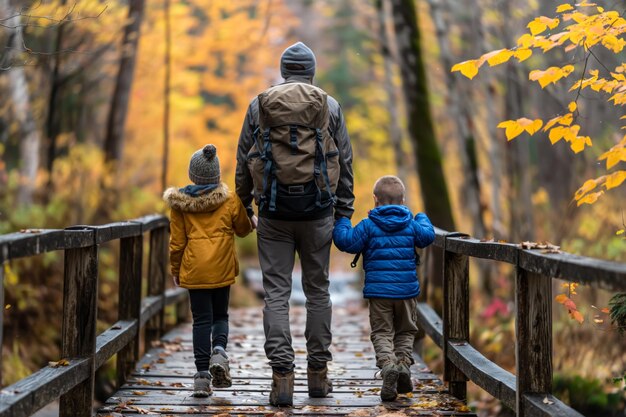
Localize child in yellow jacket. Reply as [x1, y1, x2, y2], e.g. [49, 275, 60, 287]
[164, 144, 252, 397]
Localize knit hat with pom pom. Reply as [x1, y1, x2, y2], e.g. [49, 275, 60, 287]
[188, 144, 220, 185]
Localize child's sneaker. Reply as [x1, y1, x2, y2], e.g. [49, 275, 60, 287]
[396, 358, 413, 394]
[193, 371, 212, 397]
[209, 346, 232, 388]
[380, 362, 399, 401]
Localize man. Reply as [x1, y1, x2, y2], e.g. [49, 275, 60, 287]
[235, 41, 354, 406]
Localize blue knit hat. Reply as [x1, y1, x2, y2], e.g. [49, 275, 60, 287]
[280, 42, 316, 79]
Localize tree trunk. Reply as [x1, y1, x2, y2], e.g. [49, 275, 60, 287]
[375, 0, 411, 196]
[161, 0, 171, 191]
[500, 0, 534, 242]
[2, 0, 42, 206]
[45, 5, 66, 189]
[426, 0, 486, 240]
[103, 0, 145, 164]
[389, 0, 456, 313]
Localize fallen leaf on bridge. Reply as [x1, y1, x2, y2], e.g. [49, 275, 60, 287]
[48, 359, 70, 367]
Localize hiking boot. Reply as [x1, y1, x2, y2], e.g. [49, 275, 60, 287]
[307, 364, 333, 398]
[396, 358, 413, 394]
[380, 363, 399, 401]
[269, 369, 294, 406]
[209, 346, 232, 388]
[193, 371, 212, 397]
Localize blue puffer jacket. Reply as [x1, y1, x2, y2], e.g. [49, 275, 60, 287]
[333, 205, 435, 299]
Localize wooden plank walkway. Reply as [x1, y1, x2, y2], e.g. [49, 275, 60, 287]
[98, 305, 475, 416]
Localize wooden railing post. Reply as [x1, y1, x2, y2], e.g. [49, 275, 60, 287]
[59, 237, 98, 417]
[443, 244, 469, 400]
[117, 233, 143, 388]
[516, 267, 552, 416]
[146, 226, 167, 347]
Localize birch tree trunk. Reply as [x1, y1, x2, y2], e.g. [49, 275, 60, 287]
[389, 0, 456, 313]
[103, 0, 145, 164]
[1, 0, 42, 205]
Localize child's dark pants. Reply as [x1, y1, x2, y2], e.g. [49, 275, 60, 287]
[188, 286, 230, 372]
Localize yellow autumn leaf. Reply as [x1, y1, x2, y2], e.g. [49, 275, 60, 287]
[451, 59, 480, 79]
[483, 49, 514, 66]
[527, 17, 558, 35]
[601, 35, 626, 53]
[529, 65, 574, 88]
[570, 135, 592, 153]
[548, 126, 566, 144]
[559, 113, 573, 126]
[527, 19, 548, 35]
[543, 115, 561, 132]
[568, 101, 577, 112]
[574, 178, 598, 200]
[563, 124, 581, 143]
[514, 48, 533, 62]
[576, 190, 604, 206]
[556, 4, 574, 12]
[517, 33, 535, 48]
[603, 170, 626, 190]
[599, 147, 626, 169]
[497, 120, 525, 140]
[517, 117, 543, 134]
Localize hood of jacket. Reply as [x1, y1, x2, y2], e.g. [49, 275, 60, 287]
[163, 183, 229, 213]
[368, 205, 413, 233]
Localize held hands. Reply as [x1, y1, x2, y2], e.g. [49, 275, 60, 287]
[172, 275, 180, 287]
[251, 215, 258, 230]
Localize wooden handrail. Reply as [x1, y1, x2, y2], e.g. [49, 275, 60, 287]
[416, 228, 624, 416]
[0, 215, 188, 417]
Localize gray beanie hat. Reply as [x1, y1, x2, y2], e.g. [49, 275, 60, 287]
[280, 42, 316, 79]
[188, 144, 220, 185]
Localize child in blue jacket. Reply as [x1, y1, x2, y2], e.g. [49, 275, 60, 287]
[333, 175, 435, 402]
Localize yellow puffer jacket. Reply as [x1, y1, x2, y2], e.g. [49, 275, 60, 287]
[163, 183, 252, 289]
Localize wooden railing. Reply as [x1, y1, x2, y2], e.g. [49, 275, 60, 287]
[418, 228, 626, 417]
[0, 215, 188, 417]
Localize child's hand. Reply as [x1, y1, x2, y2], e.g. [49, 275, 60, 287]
[172, 276, 180, 287]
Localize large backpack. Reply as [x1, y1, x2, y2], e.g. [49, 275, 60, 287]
[247, 82, 340, 216]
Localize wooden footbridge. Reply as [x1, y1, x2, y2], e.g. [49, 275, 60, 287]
[0, 214, 624, 416]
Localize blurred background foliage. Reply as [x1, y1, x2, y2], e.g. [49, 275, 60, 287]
[0, 0, 624, 415]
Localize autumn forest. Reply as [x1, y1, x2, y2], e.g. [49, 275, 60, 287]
[0, 0, 625, 415]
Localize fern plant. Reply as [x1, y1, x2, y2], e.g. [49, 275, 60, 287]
[609, 293, 626, 336]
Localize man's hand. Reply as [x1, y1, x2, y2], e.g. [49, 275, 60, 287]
[172, 276, 180, 287]
[251, 215, 258, 230]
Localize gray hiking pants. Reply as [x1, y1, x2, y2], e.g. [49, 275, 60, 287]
[257, 216, 334, 369]
[368, 297, 419, 368]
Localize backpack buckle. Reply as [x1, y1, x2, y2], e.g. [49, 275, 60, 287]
[288, 185, 304, 195]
